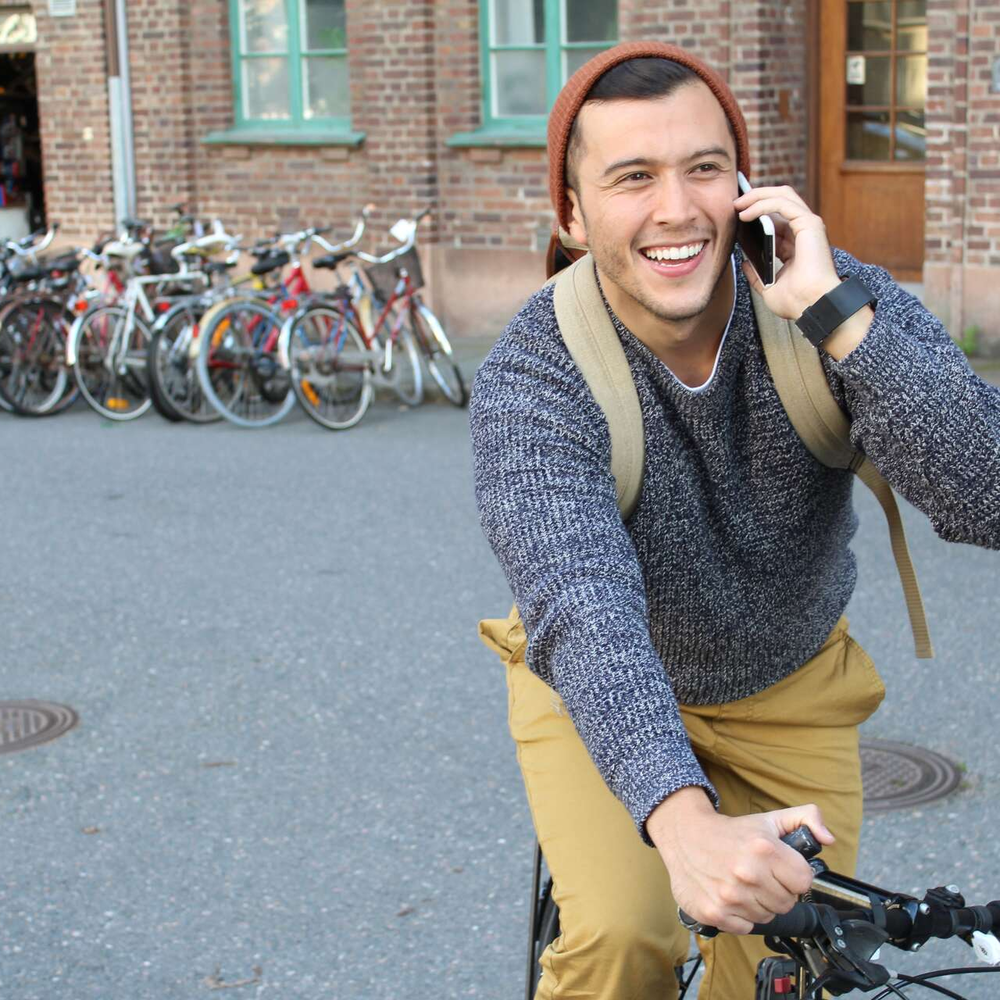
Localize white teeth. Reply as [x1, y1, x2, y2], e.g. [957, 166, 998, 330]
[643, 242, 705, 262]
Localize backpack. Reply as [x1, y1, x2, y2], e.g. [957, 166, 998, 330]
[548, 251, 932, 660]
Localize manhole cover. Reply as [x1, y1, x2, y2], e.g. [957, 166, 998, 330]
[861, 739, 962, 812]
[0, 701, 78, 755]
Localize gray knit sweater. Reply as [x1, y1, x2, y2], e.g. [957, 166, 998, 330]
[470, 247, 1000, 840]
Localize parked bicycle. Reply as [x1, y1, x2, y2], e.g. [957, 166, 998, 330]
[277, 207, 465, 431]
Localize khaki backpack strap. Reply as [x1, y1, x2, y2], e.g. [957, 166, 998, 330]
[853, 457, 934, 659]
[554, 254, 645, 521]
[751, 288, 933, 659]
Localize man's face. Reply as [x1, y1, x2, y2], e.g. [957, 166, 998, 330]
[566, 80, 739, 332]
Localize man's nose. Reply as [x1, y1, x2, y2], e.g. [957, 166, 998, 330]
[650, 176, 697, 227]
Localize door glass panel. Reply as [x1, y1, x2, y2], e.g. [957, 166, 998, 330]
[242, 57, 291, 119]
[493, 0, 544, 46]
[897, 1, 927, 51]
[240, 0, 289, 53]
[303, 56, 348, 117]
[564, 0, 617, 43]
[847, 55, 891, 106]
[847, 110, 891, 160]
[847, 2, 891, 51]
[897, 55, 927, 107]
[493, 50, 546, 115]
[895, 110, 926, 160]
[301, 0, 345, 51]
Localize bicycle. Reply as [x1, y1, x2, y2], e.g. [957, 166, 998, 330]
[67, 235, 205, 420]
[528, 827, 1000, 999]
[193, 226, 322, 428]
[277, 208, 463, 430]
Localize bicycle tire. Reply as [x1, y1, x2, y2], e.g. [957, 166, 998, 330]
[196, 298, 295, 428]
[409, 300, 467, 407]
[376, 308, 423, 407]
[285, 305, 373, 430]
[71, 305, 152, 421]
[149, 304, 221, 424]
[0, 298, 71, 415]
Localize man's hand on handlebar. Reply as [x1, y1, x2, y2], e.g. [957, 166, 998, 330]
[645, 787, 834, 936]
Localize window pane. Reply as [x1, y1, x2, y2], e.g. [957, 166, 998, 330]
[493, 50, 546, 115]
[493, 0, 544, 46]
[846, 55, 890, 105]
[895, 110, 926, 160]
[847, 110, 891, 160]
[303, 55, 349, 117]
[897, 54, 927, 107]
[302, 0, 345, 51]
[565, 0, 616, 43]
[243, 57, 291, 119]
[847, 2, 891, 51]
[897, 1, 927, 51]
[564, 46, 606, 79]
[240, 0, 289, 53]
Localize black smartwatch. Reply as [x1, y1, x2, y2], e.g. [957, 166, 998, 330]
[795, 275, 877, 348]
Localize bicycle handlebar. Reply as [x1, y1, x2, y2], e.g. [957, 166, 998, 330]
[308, 204, 374, 256]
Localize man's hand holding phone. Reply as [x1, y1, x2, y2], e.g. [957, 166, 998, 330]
[733, 180, 842, 323]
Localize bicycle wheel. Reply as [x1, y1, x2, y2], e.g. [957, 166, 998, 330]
[286, 305, 373, 430]
[376, 307, 423, 407]
[72, 305, 152, 421]
[196, 299, 294, 428]
[409, 300, 467, 407]
[149, 304, 221, 424]
[0, 298, 71, 415]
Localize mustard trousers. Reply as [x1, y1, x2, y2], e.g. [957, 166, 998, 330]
[480, 612, 886, 1000]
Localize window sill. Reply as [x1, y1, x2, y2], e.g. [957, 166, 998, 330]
[202, 128, 366, 148]
[446, 127, 546, 149]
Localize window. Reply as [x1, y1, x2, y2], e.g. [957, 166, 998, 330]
[480, 0, 617, 131]
[844, 0, 926, 162]
[230, 0, 350, 131]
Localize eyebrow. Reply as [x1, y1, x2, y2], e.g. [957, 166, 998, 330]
[599, 146, 733, 179]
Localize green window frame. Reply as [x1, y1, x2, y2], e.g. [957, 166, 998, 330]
[450, 0, 617, 146]
[207, 0, 362, 144]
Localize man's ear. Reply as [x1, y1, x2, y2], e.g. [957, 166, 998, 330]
[566, 189, 588, 248]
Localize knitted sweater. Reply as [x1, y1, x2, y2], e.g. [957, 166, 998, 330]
[470, 248, 1000, 840]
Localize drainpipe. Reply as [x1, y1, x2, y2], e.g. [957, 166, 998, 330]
[104, 0, 136, 226]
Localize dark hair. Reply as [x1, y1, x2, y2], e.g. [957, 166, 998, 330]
[565, 58, 711, 193]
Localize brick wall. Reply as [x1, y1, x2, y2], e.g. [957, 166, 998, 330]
[923, 0, 1000, 351]
[21, 0, 1000, 347]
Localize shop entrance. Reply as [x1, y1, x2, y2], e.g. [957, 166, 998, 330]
[0, 49, 43, 239]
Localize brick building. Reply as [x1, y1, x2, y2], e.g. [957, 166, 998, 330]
[0, 1, 997, 349]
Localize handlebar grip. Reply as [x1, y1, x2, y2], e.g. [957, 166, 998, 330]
[750, 904, 823, 938]
[781, 826, 821, 861]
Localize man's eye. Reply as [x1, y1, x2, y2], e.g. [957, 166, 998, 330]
[694, 163, 720, 174]
[621, 172, 649, 183]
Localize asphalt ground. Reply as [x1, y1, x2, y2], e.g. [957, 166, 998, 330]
[0, 357, 998, 1000]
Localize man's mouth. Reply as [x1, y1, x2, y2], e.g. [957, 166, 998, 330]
[640, 241, 707, 263]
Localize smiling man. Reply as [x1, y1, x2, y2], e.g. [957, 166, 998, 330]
[470, 42, 1000, 1000]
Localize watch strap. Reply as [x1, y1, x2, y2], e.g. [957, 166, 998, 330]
[795, 275, 877, 347]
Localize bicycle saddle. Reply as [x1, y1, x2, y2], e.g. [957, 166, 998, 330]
[313, 251, 353, 269]
[250, 250, 290, 275]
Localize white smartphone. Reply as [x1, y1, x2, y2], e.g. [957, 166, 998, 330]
[736, 171, 776, 287]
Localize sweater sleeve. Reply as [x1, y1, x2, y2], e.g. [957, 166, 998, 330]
[470, 291, 716, 843]
[825, 250, 1000, 549]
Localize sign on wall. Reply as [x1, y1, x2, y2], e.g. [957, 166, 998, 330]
[48, 0, 76, 16]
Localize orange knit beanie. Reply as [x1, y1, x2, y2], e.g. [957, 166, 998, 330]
[546, 42, 750, 274]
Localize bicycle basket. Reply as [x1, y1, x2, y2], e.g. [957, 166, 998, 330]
[364, 246, 423, 302]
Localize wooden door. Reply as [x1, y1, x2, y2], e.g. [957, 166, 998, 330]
[818, 0, 927, 281]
